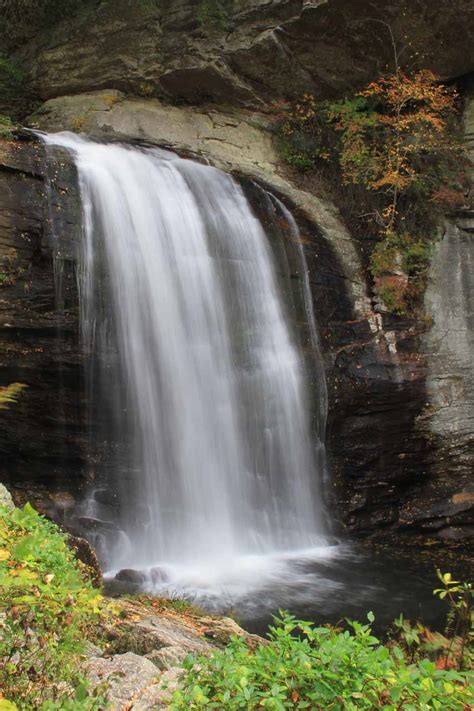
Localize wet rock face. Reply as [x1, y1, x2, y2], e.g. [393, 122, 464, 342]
[325, 314, 431, 538]
[0, 136, 89, 512]
[410, 216, 474, 543]
[20, 0, 474, 108]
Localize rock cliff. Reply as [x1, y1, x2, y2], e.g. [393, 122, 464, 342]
[1, 0, 473, 548]
[19, 0, 474, 107]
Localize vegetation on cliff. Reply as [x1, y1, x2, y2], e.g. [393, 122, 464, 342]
[0, 0, 85, 50]
[0, 383, 27, 410]
[275, 66, 468, 314]
[196, 0, 234, 32]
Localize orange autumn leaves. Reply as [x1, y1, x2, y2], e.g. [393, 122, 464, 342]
[276, 69, 466, 313]
[331, 70, 459, 228]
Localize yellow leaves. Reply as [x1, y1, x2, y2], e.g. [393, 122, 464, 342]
[360, 70, 456, 134]
[371, 171, 411, 191]
[382, 205, 396, 220]
[0, 549, 10, 561]
[0, 700, 18, 711]
[421, 677, 434, 692]
[106, 600, 122, 617]
[8, 567, 38, 581]
[336, 69, 458, 213]
[87, 592, 105, 615]
[0, 382, 27, 410]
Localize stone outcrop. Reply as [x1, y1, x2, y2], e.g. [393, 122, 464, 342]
[83, 596, 262, 710]
[18, 1, 474, 109]
[84, 653, 163, 710]
[404, 90, 474, 545]
[0, 482, 14, 509]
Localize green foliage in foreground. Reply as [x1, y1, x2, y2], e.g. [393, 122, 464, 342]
[1, 502, 472, 710]
[172, 612, 473, 710]
[0, 503, 105, 710]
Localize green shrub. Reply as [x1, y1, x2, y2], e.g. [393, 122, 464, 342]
[0, 55, 26, 99]
[196, 0, 234, 32]
[172, 612, 473, 709]
[434, 571, 474, 671]
[0, 113, 15, 136]
[0, 503, 105, 709]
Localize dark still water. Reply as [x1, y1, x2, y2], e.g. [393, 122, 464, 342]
[234, 544, 465, 636]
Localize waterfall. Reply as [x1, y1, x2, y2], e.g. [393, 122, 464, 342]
[41, 133, 333, 598]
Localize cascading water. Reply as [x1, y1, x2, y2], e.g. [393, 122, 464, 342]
[41, 132, 345, 610]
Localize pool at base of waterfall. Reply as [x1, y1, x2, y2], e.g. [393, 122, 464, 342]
[103, 541, 453, 635]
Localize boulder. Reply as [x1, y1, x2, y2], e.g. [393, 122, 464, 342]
[130, 668, 182, 710]
[115, 568, 148, 585]
[83, 597, 263, 708]
[146, 645, 188, 671]
[0, 483, 14, 510]
[84, 652, 159, 711]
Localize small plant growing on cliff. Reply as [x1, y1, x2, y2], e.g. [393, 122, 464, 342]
[0, 382, 27, 410]
[275, 64, 466, 314]
[0, 53, 28, 116]
[434, 571, 473, 671]
[328, 69, 461, 230]
[0, 113, 15, 136]
[196, 0, 234, 32]
[0, 0, 84, 50]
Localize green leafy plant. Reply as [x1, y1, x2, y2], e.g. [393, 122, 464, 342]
[0, 503, 106, 708]
[392, 614, 423, 661]
[0, 113, 15, 136]
[0, 55, 25, 98]
[171, 611, 472, 709]
[274, 94, 336, 172]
